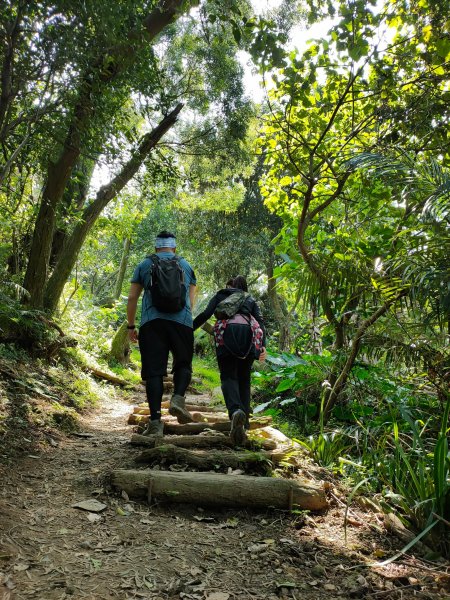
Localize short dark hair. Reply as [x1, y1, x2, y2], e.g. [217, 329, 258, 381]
[156, 230, 176, 239]
[233, 275, 248, 292]
[226, 277, 235, 287]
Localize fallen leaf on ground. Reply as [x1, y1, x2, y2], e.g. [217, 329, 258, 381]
[247, 544, 267, 554]
[72, 499, 107, 513]
[276, 582, 297, 589]
[87, 513, 102, 523]
[324, 583, 336, 591]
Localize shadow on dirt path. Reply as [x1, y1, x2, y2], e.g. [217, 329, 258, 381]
[1, 387, 448, 600]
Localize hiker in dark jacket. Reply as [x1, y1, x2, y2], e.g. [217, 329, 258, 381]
[193, 275, 267, 446]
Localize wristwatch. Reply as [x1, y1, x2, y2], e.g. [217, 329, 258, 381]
[127, 324, 136, 329]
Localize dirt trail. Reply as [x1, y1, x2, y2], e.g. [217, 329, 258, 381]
[1, 388, 448, 600]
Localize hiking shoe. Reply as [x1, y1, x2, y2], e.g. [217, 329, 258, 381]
[142, 420, 164, 437]
[169, 394, 194, 424]
[230, 409, 247, 446]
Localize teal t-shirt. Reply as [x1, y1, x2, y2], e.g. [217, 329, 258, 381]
[131, 253, 196, 328]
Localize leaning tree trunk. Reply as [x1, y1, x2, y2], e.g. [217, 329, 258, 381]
[114, 238, 131, 299]
[43, 104, 183, 313]
[50, 157, 96, 268]
[109, 320, 130, 364]
[22, 0, 197, 308]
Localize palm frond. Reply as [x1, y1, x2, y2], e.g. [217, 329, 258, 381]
[345, 149, 450, 224]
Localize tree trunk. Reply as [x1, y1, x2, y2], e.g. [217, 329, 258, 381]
[323, 293, 406, 420]
[267, 261, 290, 351]
[114, 238, 132, 299]
[111, 469, 328, 511]
[50, 157, 96, 268]
[43, 104, 183, 313]
[22, 0, 196, 308]
[88, 366, 133, 387]
[109, 320, 130, 364]
[0, 2, 24, 138]
[130, 433, 277, 451]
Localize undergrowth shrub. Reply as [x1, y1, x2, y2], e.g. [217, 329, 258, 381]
[252, 349, 449, 554]
[0, 296, 62, 355]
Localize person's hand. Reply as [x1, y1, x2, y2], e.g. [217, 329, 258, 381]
[128, 328, 139, 343]
[258, 347, 267, 362]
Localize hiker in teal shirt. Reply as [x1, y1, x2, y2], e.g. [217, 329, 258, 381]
[127, 231, 197, 436]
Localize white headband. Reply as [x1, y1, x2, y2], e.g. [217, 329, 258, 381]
[155, 236, 176, 249]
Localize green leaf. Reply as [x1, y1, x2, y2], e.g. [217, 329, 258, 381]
[276, 379, 294, 392]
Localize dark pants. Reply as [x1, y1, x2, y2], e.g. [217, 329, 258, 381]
[217, 353, 254, 425]
[139, 319, 193, 420]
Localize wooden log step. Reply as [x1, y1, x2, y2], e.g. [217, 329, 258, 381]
[128, 416, 272, 432]
[134, 403, 225, 414]
[128, 414, 181, 425]
[191, 412, 229, 423]
[164, 418, 272, 434]
[130, 433, 277, 451]
[165, 395, 215, 407]
[135, 444, 275, 471]
[140, 381, 201, 394]
[184, 404, 224, 413]
[133, 409, 229, 421]
[111, 469, 328, 511]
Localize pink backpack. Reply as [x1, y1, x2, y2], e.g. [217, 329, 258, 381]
[213, 313, 264, 358]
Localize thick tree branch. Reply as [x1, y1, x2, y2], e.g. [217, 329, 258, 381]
[0, 2, 24, 135]
[323, 289, 408, 419]
[43, 103, 183, 313]
[23, 0, 196, 307]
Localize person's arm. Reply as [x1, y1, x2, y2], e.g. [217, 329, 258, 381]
[192, 293, 220, 330]
[189, 284, 196, 310]
[251, 300, 267, 361]
[127, 282, 143, 342]
[251, 301, 266, 343]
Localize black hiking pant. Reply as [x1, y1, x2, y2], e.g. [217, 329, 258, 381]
[217, 353, 254, 427]
[139, 319, 193, 421]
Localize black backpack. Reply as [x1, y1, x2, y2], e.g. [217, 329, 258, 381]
[214, 291, 249, 320]
[147, 254, 187, 313]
